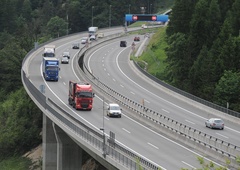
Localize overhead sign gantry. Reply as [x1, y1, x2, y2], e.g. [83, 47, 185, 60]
[125, 14, 168, 22]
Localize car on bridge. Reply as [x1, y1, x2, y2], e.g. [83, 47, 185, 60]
[72, 43, 80, 49]
[205, 118, 224, 130]
[134, 36, 140, 41]
[120, 41, 127, 47]
[106, 103, 122, 118]
[61, 56, 69, 64]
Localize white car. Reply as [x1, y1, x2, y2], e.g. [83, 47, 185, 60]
[98, 33, 104, 38]
[81, 37, 88, 44]
[106, 103, 122, 118]
[61, 56, 69, 64]
[205, 118, 224, 130]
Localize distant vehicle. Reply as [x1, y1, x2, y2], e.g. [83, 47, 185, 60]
[120, 41, 127, 47]
[43, 45, 55, 57]
[62, 52, 70, 59]
[72, 43, 80, 49]
[81, 37, 88, 44]
[68, 81, 94, 110]
[134, 37, 140, 41]
[89, 35, 96, 41]
[88, 26, 98, 38]
[106, 103, 122, 118]
[205, 118, 224, 130]
[141, 24, 148, 29]
[98, 32, 104, 38]
[61, 56, 69, 64]
[144, 33, 150, 38]
[42, 57, 59, 81]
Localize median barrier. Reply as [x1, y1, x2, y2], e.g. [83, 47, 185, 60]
[79, 36, 240, 169]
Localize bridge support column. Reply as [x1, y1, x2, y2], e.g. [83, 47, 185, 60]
[53, 123, 83, 170]
[43, 114, 57, 170]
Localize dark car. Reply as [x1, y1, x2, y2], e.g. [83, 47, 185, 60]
[72, 43, 80, 49]
[120, 41, 127, 47]
[134, 37, 140, 41]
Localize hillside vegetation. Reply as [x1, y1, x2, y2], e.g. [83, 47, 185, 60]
[0, 0, 174, 169]
[140, 0, 240, 113]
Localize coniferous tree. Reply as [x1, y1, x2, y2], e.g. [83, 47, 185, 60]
[166, 0, 197, 36]
[214, 71, 240, 112]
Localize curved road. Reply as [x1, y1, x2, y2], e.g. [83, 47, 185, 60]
[26, 28, 240, 169]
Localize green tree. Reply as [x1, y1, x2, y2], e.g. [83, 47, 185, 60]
[165, 32, 191, 90]
[0, 40, 26, 97]
[229, 0, 240, 36]
[214, 71, 240, 112]
[189, 46, 216, 100]
[47, 16, 68, 38]
[0, 88, 42, 160]
[166, 0, 196, 36]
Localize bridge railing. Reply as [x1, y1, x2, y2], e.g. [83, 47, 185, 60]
[21, 29, 164, 170]
[80, 39, 240, 168]
[21, 69, 163, 170]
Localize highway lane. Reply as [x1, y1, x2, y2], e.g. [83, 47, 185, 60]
[26, 29, 234, 169]
[87, 36, 240, 147]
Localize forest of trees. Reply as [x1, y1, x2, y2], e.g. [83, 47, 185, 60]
[0, 0, 172, 165]
[165, 0, 240, 112]
[0, 0, 239, 169]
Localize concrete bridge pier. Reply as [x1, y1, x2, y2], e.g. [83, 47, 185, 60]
[43, 114, 83, 170]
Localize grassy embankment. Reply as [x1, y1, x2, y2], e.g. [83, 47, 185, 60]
[131, 25, 168, 80]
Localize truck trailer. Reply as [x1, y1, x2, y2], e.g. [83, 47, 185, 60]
[68, 81, 94, 110]
[43, 45, 56, 57]
[42, 57, 59, 81]
[88, 27, 98, 40]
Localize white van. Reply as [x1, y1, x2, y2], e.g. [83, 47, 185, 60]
[106, 103, 122, 118]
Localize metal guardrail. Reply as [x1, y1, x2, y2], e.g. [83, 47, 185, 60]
[21, 27, 240, 169]
[81, 42, 240, 163]
[21, 30, 164, 170]
[21, 70, 162, 170]
[133, 62, 240, 118]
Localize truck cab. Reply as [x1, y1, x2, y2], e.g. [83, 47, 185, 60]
[68, 81, 95, 110]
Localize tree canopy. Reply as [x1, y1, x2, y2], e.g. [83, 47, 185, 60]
[166, 0, 240, 112]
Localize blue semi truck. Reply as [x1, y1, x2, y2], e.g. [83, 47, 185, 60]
[42, 57, 60, 81]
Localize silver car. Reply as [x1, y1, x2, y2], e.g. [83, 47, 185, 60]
[106, 103, 122, 118]
[61, 56, 69, 64]
[205, 118, 224, 130]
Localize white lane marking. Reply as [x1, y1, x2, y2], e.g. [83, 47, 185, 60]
[147, 142, 159, 149]
[122, 128, 131, 133]
[216, 133, 229, 139]
[63, 82, 66, 86]
[185, 119, 195, 125]
[104, 116, 109, 121]
[102, 60, 104, 62]
[114, 46, 240, 135]
[182, 161, 196, 169]
[104, 68, 106, 71]
[85, 42, 227, 169]
[120, 84, 124, 88]
[144, 100, 150, 103]
[113, 79, 116, 82]
[107, 73, 110, 76]
[131, 91, 135, 95]
[162, 109, 169, 113]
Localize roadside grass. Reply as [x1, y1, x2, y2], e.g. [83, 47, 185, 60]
[134, 26, 168, 80]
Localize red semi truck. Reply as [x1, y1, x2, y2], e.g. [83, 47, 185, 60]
[68, 81, 94, 110]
